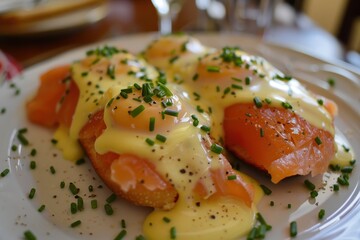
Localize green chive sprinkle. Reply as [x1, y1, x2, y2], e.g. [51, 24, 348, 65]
[192, 73, 199, 81]
[270, 201, 274, 206]
[29, 149, 37, 157]
[231, 84, 243, 90]
[253, 97, 262, 108]
[210, 143, 223, 154]
[265, 98, 272, 104]
[60, 181, 65, 189]
[337, 175, 349, 186]
[245, 76, 251, 85]
[310, 190, 318, 198]
[77, 197, 84, 211]
[28, 188, 36, 199]
[156, 134, 167, 143]
[327, 78, 336, 87]
[104, 203, 114, 215]
[318, 209, 325, 220]
[206, 66, 220, 72]
[290, 221, 297, 237]
[51, 139, 58, 145]
[317, 99, 324, 105]
[281, 101, 293, 109]
[163, 217, 171, 223]
[247, 227, 257, 240]
[17, 132, 29, 146]
[1, 108, 6, 114]
[121, 219, 126, 228]
[70, 220, 81, 228]
[333, 184, 339, 191]
[76, 158, 85, 165]
[130, 105, 145, 118]
[88, 185, 94, 192]
[170, 226, 177, 239]
[260, 184, 272, 195]
[70, 202, 77, 214]
[11, 145, 17, 151]
[257, 224, 267, 238]
[342, 145, 350, 152]
[200, 125, 210, 132]
[135, 235, 146, 240]
[1, 168, 10, 177]
[114, 230, 127, 240]
[169, 56, 179, 64]
[145, 138, 155, 146]
[81, 72, 88, 77]
[106, 193, 117, 204]
[227, 175, 237, 180]
[163, 109, 179, 117]
[287, 204, 292, 209]
[256, 213, 272, 230]
[107, 65, 115, 79]
[69, 182, 80, 195]
[50, 166, 56, 174]
[260, 128, 264, 137]
[30, 161, 36, 170]
[24, 230, 37, 240]
[91, 199, 98, 209]
[315, 136, 322, 145]
[304, 179, 315, 191]
[38, 205, 45, 212]
[149, 117, 155, 132]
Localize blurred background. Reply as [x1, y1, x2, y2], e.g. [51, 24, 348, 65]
[0, 0, 359, 71]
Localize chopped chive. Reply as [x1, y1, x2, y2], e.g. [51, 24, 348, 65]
[210, 143, 223, 154]
[145, 138, 155, 146]
[193, 119, 199, 127]
[169, 56, 179, 64]
[28, 188, 36, 199]
[253, 97, 262, 108]
[200, 125, 210, 132]
[77, 197, 84, 211]
[30, 148, 37, 157]
[38, 204, 46, 212]
[270, 201, 274, 206]
[245, 76, 251, 85]
[163, 217, 171, 223]
[318, 209, 325, 220]
[232, 77, 242, 82]
[247, 227, 257, 240]
[50, 166, 56, 174]
[60, 181, 65, 189]
[1, 108, 6, 114]
[256, 213, 272, 230]
[114, 229, 127, 240]
[156, 134, 167, 143]
[104, 203, 114, 215]
[70, 202, 77, 214]
[260, 184, 272, 195]
[206, 66, 220, 72]
[107, 98, 115, 108]
[163, 109, 179, 117]
[1, 168, 9, 177]
[120, 91, 128, 99]
[134, 83, 141, 90]
[333, 184, 339, 191]
[196, 105, 204, 113]
[130, 105, 145, 118]
[317, 99, 324, 105]
[11, 145, 17, 151]
[327, 78, 336, 87]
[231, 84, 243, 90]
[170, 226, 177, 239]
[51, 139, 58, 145]
[304, 179, 315, 191]
[341, 166, 353, 173]
[257, 224, 267, 238]
[310, 190, 318, 198]
[193, 92, 201, 100]
[265, 98, 272, 104]
[106, 193, 117, 204]
[223, 87, 231, 95]
[260, 128, 264, 137]
[81, 72, 88, 77]
[88, 185, 94, 192]
[24, 230, 37, 240]
[342, 145, 350, 152]
[17, 132, 29, 146]
[30, 161, 36, 170]
[69, 182, 80, 195]
[287, 204, 292, 209]
[121, 219, 126, 228]
[70, 220, 82, 228]
[337, 175, 349, 186]
[290, 221, 297, 237]
[192, 73, 199, 81]
[315, 136, 322, 145]
[350, 160, 356, 166]
[76, 158, 86, 165]
[227, 175, 237, 180]
[149, 117, 155, 132]
[281, 101, 293, 109]
[135, 235, 146, 240]
[91, 199, 98, 209]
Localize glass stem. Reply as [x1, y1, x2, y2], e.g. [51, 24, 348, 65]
[159, 13, 172, 35]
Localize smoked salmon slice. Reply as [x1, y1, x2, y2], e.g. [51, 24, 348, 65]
[223, 103, 335, 183]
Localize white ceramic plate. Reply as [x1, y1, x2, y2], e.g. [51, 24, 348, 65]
[0, 33, 359, 240]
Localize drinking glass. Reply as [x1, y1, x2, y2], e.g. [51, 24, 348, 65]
[151, 0, 184, 34]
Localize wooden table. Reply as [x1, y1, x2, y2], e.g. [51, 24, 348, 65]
[0, 0, 345, 68]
